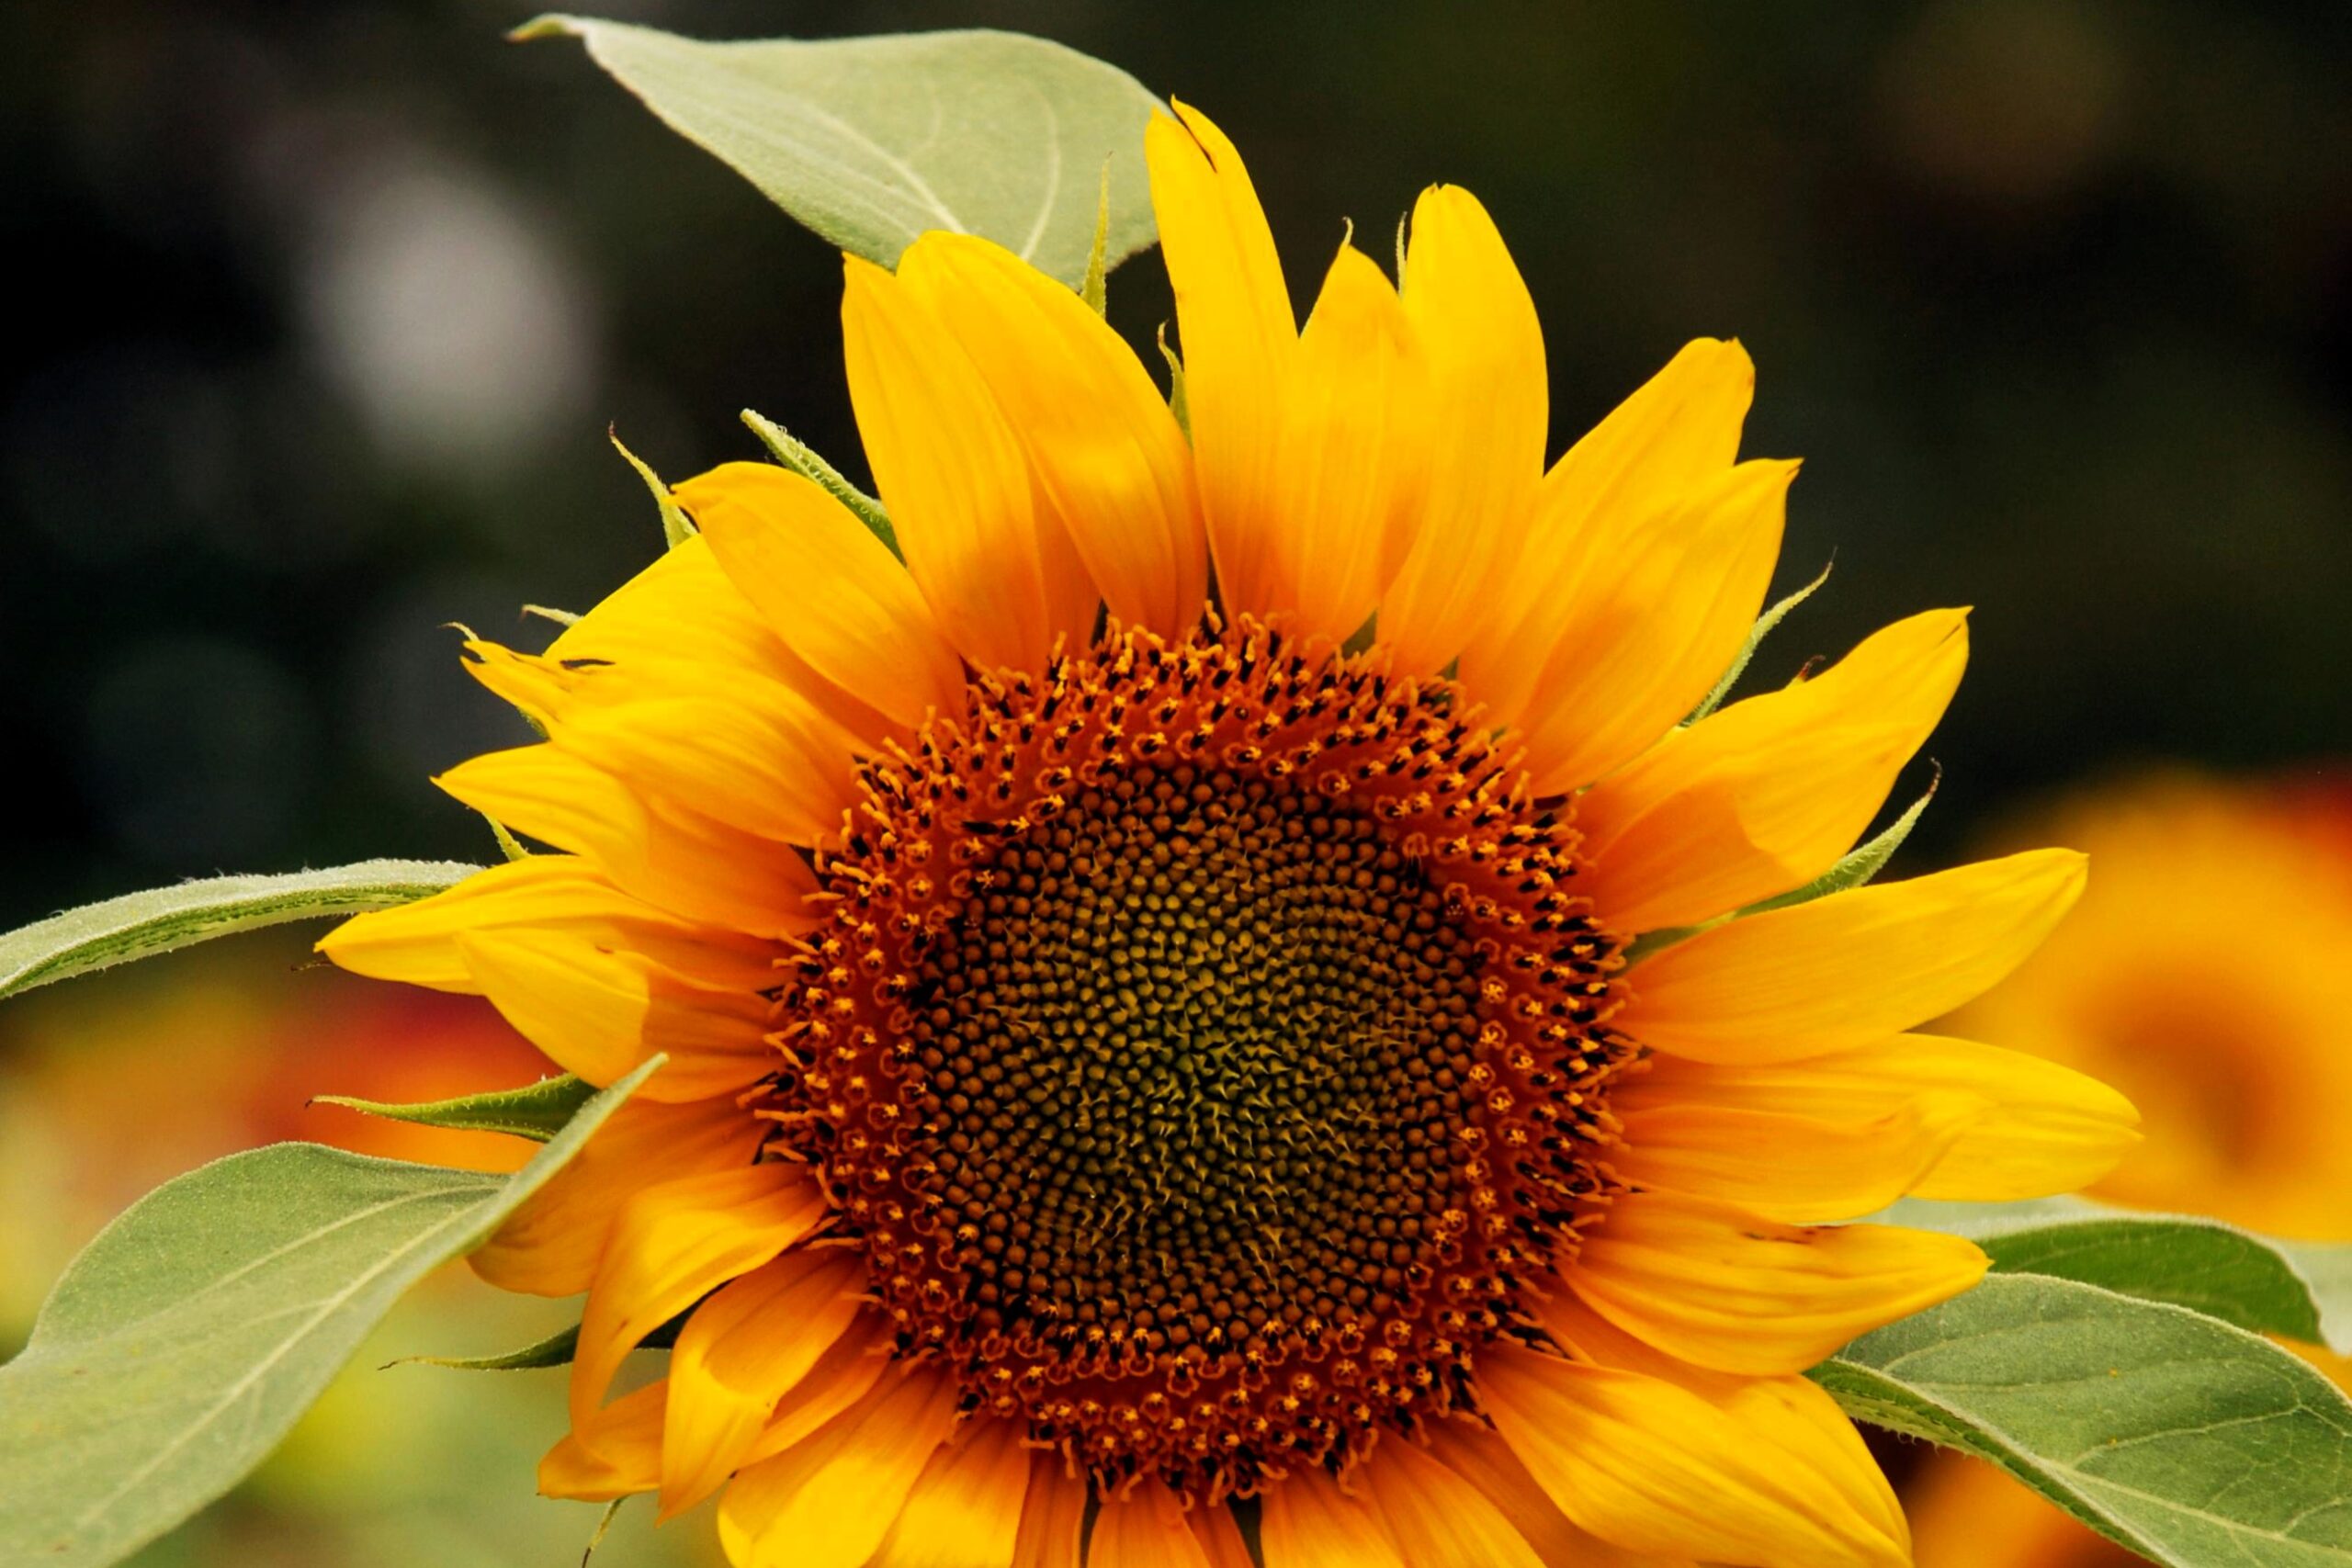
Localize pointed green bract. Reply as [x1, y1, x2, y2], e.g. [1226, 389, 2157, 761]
[1817, 1274, 2352, 1566]
[1081, 160, 1113, 314]
[517, 17, 1162, 288]
[389, 1322, 581, 1372]
[0, 861, 481, 1003]
[1686, 559, 1834, 723]
[610, 429, 696, 547]
[740, 407, 899, 558]
[1741, 773, 1936, 917]
[313, 1074, 596, 1144]
[0, 1057, 661, 1568]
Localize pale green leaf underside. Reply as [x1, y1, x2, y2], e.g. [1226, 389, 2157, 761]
[313, 1073, 596, 1144]
[1818, 1274, 2352, 1566]
[1882, 1197, 2352, 1353]
[0, 860, 481, 1002]
[520, 17, 1163, 288]
[0, 1058, 660, 1568]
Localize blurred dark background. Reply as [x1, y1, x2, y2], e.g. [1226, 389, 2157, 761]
[4, 0, 2346, 926]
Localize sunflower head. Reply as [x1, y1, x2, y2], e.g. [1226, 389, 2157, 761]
[323, 101, 2139, 1568]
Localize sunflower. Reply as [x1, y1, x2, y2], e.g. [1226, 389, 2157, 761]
[1906, 771, 2352, 1568]
[322, 103, 2140, 1568]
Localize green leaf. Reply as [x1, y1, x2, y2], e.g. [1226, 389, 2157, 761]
[1686, 558, 1833, 722]
[740, 408, 899, 558]
[312, 1074, 597, 1144]
[389, 1322, 580, 1372]
[1880, 1196, 2352, 1352]
[0, 861, 481, 1003]
[0, 1056, 661, 1568]
[516, 17, 1163, 288]
[1817, 1273, 2352, 1566]
[608, 428, 695, 548]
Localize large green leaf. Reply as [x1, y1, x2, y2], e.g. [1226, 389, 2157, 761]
[0, 1057, 660, 1568]
[1882, 1197, 2352, 1352]
[0, 860, 479, 1002]
[1817, 1273, 2352, 1566]
[518, 17, 1163, 287]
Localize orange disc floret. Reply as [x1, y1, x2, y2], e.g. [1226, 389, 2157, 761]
[763, 616, 1630, 1498]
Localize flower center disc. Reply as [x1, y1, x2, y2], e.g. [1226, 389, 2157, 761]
[773, 620, 1625, 1496]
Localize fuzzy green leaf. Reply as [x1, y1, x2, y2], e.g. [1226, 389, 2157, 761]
[0, 1057, 660, 1568]
[312, 1074, 597, 1144]
[609, 429, 695, 548]
[0, 861, 480, 1003]
[1817, 1273, 2352, 1565]
[388, 1322, 581, 1372]
[1880, 1196, 2352, 1352]
[517, 17, 1162, 288]
[1741, 773, 1937, 918]
[1686, 558, 1833, 722]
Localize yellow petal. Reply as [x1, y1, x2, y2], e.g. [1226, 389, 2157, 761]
[1010, 1451, 1090, 1568]
[1619, 848, 2090, 1064]
[896, 231, 1206, 637]
[1513, 458, 1794, 795]
[1578, 609, 1969, 932]
[842, 254, 1094, 670]
[435, 743, 821, 940]
[471, 1094, 763, 1296]
[1611, 1090, 1986, 1223]
[1377, 185, 1546, 676]
[1460, 339, 1754, 725]
[318, 855, 778, 996]
[1366, 1435, 1546, 1568]
[1420, 1419, 1692, 1567]
[539, 1378, 665, 1500]
[537, 691, 858, 847]
[1090, 1483, 1215, 1568]
[736, 1310, 896, 1468]
[1623, 1032, 2142, 1202]
[570, 1163, 828, 1427]
[453, 930, 771, 1103]
[658, 1247, 869, 1517]
[1192, 1500, 1257, 1568]
[1568, 1188, 1986, 1375]
[868, 1416, 1034, 1568]
[1258, 243, 1431, 644]
[717, 1362, 963, 1568]
[677, 461, 967, 732]
[1259, 1463, 1403, 1568]
[1479, 1341, 1905, 1567]
[1146, 102, 1294, 625]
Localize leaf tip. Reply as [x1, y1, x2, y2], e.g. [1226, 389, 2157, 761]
[507, 14, 582, 44]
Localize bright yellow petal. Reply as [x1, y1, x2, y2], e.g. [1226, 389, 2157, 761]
[1010, 1452, 1090, 1568]
[1366, 1435, 1546, 1568]
[435, 742, 820, 940]
[868, 1416, 1035, 1568]
[570, 1163, 828, 1427]
[1567, 1188, 1986, 1375]
[1146, 102, 1293, 624]
[1091, 1483, 1216, 1568]
[1479, 1341, 1905, 1567]
[1420, 1419, 1694, 1567]
[1258, 243, 1430, 645]
[454, 930, 771, 1103]
[1512, 458, 1794, 795]
[716, 1362, 963, 1568]
[1459, 339, 1754, 724]
[842, 254, 1094, 670]
[1578, 609, 1969, 932]
[677, 461, 967, 731]
[318, 855, 777, 996]
[895, 231, 1206, 637]
[539, 1378, 665, 1500]
[1611, 1090, 1985, 1224]
[658, 1247, 868, 1518]
[535, 690, 857, 847]
[1191, 1501, 1257, 1568]
[1377, 185, 1546, 676]
[737, 1310, 896, 1466]
[1259, 1464, 1403, 1568]
[1623, 1032, 2142, 1201]
[1618, 848, 2090, 1064]
[471, 1094, 763, 1296]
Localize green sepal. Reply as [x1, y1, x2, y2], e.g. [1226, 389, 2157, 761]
[483, 814, 534, 862]
[740, 408, 899, 559]
[1158, 324, 1189, 437]
[609, 428, 695, 549]
[1685, 559, 1833, 723]
[1080, 160, 1113, 315]
[311, 1074, 599, 1144]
